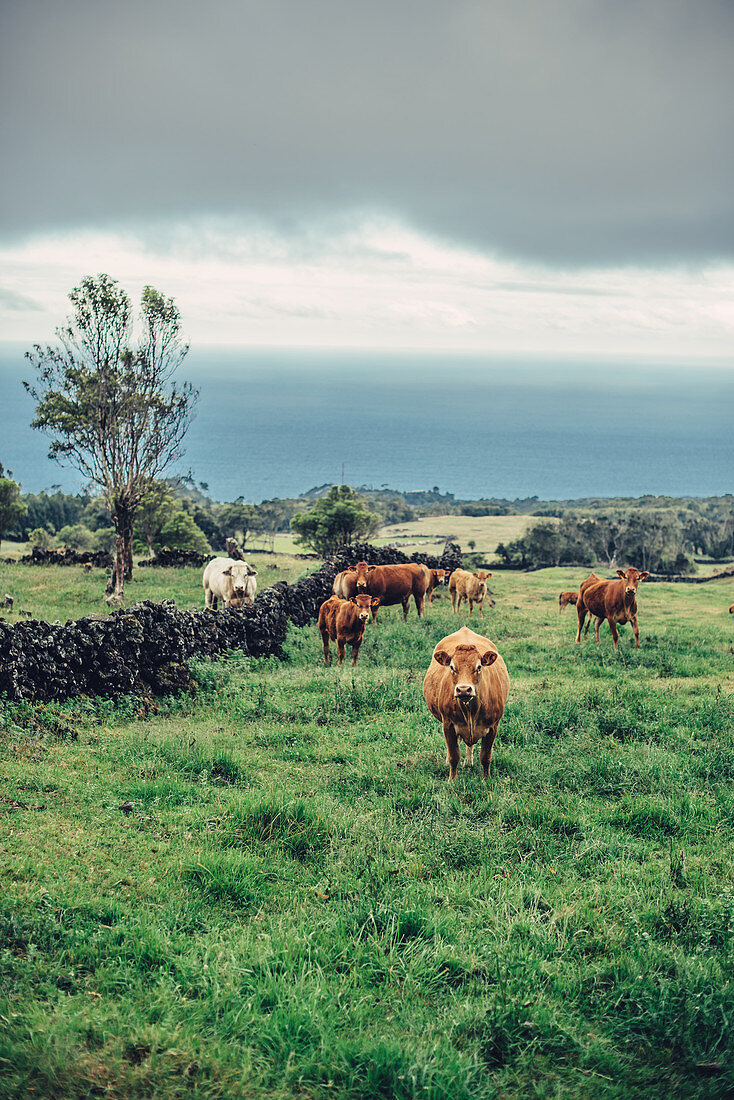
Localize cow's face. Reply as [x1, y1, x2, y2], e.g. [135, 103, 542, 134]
[350, 593, 377, 623]
[475, 571, 491, 582]
[227, 561, 252, 599]
[433, 642, 498, 700]
[616, 567, 649, 604]
[353, 561, 374, 591]
[434, 569, 447, 585]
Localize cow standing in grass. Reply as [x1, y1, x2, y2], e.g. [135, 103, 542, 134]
[575, 568, 649, 650]
[558, 590, 578, 613]
[318, 594, 380, 666]
[347, 561, 428, 621]
[422, 566, 448, 603]
[423, 626, 510, 781]
[448, 569, 493, 618]
[203, 557, 258, 609]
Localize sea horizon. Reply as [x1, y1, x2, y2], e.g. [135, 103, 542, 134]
[2, 344, 733, 503]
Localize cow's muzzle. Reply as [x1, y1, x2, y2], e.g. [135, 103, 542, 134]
[454, 684, 476, 699]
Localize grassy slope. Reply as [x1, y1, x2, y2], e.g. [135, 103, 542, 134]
[0, 554, 307, 624]
[1, 568, 734, 1099]
[377, 515, 547, 556]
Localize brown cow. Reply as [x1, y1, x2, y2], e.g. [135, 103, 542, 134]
[575, 567, 649, 650]
[558, 590, 578, 614]
[318, 594, 380, 666]
[422, 626, 510, 781]
[730, 604, 734, 614]
[422, 566, 448, 603]
[349, 561, 428, 621]
[448, 569, 493, 617]
[332, 570, 351, 598]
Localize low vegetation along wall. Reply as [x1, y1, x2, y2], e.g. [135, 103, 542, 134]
[0, 542, 462, 703]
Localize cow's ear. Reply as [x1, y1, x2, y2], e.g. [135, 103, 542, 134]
[616, 569, 626, 578]
[433, 649, 451, 666]
[223, 567, 232, 576]
[639, 571, 649, 580]
[346, 566, 357, 573]
[486, 572, 492, 578]
[371, 597, 381, 607]
[481, 650, 498, 666]
[366, 565, 376, 574]
[349, 596, 357, 604]
[248, 567, 257, 575]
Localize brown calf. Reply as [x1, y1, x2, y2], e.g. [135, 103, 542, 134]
[575, 568, 649, 650]
[318, 595, 380, 666]
[422, 626, 510, 781]
[558, 590, 578, 613]
[422, 566, 448, 603]
[448, 569, 493, 617]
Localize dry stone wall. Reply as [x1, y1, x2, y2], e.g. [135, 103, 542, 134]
[0, 542, 461, 702]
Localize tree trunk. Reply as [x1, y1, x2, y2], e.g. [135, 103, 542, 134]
[123, 525, 134, 579]
[106, 505, 135, 598]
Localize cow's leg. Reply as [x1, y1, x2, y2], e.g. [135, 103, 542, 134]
[371, 603, 379, 623]
[575, 604, 587, 643]
[321, 631, 331, 665]
[443, 722, 460, 781]
[337, 640, 346, 666]
[351, 641, 360, 667]
[584, 617, 592, 637]
[204, 587, 212, 609]
[477, 599, 484, 619]
[609, 620, 620, 651]
[451, 589, 457, 612]
[402, 597, 410, 621]
[632, 614, 640, 648]
[480, 729, 497, 780]
[212, 595, 218, 610]
[415, 593, 424, 618]
[464, 743, 474, 768]
[594, 616, 604, 643]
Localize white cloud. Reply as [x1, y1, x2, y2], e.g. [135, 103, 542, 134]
[1, 217, 733, 359]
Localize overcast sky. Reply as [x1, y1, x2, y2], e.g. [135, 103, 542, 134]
[1, 0, 733, 356]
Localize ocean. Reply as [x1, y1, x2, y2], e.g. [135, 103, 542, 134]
[1, 346, 732, 502]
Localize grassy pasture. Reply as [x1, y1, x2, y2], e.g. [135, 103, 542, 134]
[0, 554, 307, 624]
[377, 515, 555, 556]
[1, 567, 734, 1098]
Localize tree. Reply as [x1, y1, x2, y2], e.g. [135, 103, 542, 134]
[25, 275, 197, 598]
[291, 484, 380, 557]
[0, 464, 27, 552]
[219, 500, 260, 549]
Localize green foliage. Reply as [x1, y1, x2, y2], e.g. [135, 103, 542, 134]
[291, 484, 380, 555]
[26, 526, 55, 549]
[0, 463, 26, 549]
[497, 511, 696, 572]
[25, 274, 197, 594]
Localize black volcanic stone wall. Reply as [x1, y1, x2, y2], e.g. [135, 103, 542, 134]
[17, 546, 114, 568]
[0, 542, 462, 702]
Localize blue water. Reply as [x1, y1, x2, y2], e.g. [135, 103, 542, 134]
[1, 345, 732, 501]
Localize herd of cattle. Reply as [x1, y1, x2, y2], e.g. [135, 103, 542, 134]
[201, 555, 730, 781]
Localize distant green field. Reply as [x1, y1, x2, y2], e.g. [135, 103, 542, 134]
[377, 514, 557, 556]
[1, 565, 734, 1099]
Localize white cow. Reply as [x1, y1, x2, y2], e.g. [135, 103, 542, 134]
[203, 557, 257, 609]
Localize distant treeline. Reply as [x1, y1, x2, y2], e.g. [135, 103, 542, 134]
[496, 508, 734, 573]
[5, 478, 733, 571]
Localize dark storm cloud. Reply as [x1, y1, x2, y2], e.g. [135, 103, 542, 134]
[1, 0, 732, 264]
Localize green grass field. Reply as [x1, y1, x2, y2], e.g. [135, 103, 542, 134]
[377, 515, 548, 556]
[1, 565, 734, 1098]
